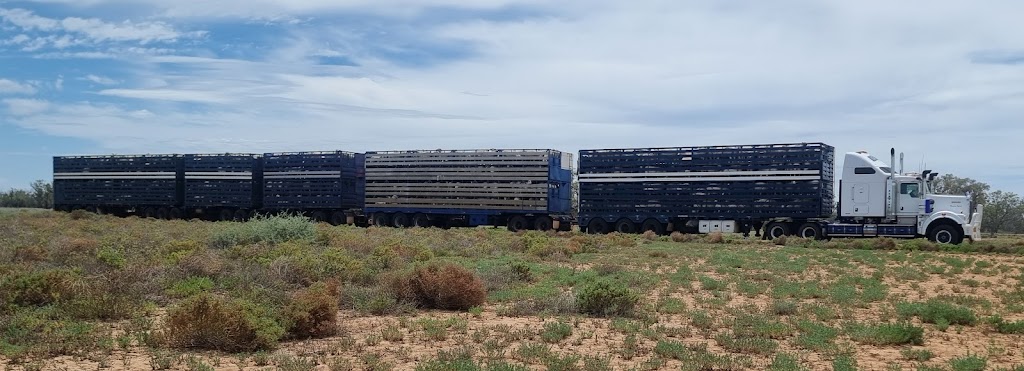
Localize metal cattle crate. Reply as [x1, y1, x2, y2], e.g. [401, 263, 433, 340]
[183, 154, 262, 209]
[53, 154, 183, 208]
[261, 151, 364, 210]
[363, 149, 572, 215]
[578, 143, 835, 226]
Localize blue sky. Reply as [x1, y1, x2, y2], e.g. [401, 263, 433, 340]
[1, 0, 1023, 195]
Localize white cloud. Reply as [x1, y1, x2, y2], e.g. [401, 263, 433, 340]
[0, 78, 37, 94]
[0, 7, 205, 49]
[3, 98, 50, 115]
[6, 0, 1024, 195]
[80, 74, 118, 85]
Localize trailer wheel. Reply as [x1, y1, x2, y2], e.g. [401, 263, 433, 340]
[641, 219, 664, 235]
[412, 213, 431, 228]
[311, 211, 327, 223]
[143, 207, 157, 219]
[765, 222, 790, 240]
[170, 207, 183, 220]
[84, 206, 97, 214]
[507, 215, 528, 232]
[372, 213, 391, 227]
[392, 213, 410, 228]
[929, 224, 963, 245]
[533, 216, 553, 231]
[587, 218, 609, 234]
[797, 223, 822, 240]
[330, 211, 346, 226]
[615, 219, 637, 234]
[218, 209, 234, 221]
[234, 209, 249, 222]
[157, 207, 170, 220]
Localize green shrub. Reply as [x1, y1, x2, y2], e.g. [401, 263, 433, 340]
[987, 315, 1024, 334]
[771, 300, 799, 316]
[390, 262, 487, 310]
[167, 276, 215, 298]
[715, 332, 777, 354]
[848, 322, 923, 346]
[575, 279, 639, 317]
[341, 284, 414, 315]
[1, 269, 74, 308]
[768, 352, 802, 371]
[281, 281, 339, 339]
[162, 293, 284, 352]
[416, 348, 482, 371]
[832, 354, 857, 371]
[540, 321, 573, 343]
[948, 354, 986, 371]
[210, 214, 316, 249]
[896, 299, 977, 326]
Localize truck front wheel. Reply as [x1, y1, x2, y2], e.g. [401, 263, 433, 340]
[929, 224, 963, 244]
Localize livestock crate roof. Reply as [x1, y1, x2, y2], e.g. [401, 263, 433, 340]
[263, 150, 359, 156]
[581, 142, 831, 153]
[187, 153, 261, 157]
[366, 149, 562, 154]
[54, 154, 182, 159]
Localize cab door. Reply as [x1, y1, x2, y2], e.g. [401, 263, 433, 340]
[897, 182, 922, 215]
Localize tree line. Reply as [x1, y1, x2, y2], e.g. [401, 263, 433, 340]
[2, 177, 1021, 233]
[0, 180, 53, 209]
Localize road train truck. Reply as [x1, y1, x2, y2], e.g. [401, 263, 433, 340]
[578, 142, 983, 244]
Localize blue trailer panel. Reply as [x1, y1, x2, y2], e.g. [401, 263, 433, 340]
[184, 154, 262, 209]
[262, 151, 364, 210]
[53, 154, 183, 208]
[578, 143, 835, 229]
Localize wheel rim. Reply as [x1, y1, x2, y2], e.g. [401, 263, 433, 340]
[770, 226, 785, 239]
[393, 214, 408, 227]
[509, 218, 526, 231]
[801, 227, 816, 239]
[936, 230, 953, 244]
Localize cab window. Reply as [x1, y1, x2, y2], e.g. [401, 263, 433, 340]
[854, 167, 876, 175]
[901, 183, 920, 198]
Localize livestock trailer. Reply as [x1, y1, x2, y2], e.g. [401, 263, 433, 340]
[261, 151, 365, 225]
[53, 154, 183, 218]
[363, 149, 573, 230]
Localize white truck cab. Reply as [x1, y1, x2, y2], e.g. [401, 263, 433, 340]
[834, 150, 983, 244]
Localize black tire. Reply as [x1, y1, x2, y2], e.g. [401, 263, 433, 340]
[218, 209, 234, 221]
[615, 218, 637, 234]
[143, 207, 157, 219]
[392, 212, 410, 228]
[587, 218, 609, 234]
[507, 215, 528, 232]
[929, 224, 963, 244]
[84, 206, 97, 214]
[533, 216, 553, 231]
[234, 209, 248, 222]
[373, 213, 391, 227]
[169, 207, 183, 220]
[765, 222, 790, 240]
[330, 211, 347, 226]
[156, 207, 170, 220]
[641, 219, 664, 235]
[311, 211, 327, 223]
[797, 222, 823, 240]
[412, 213, 431, 228]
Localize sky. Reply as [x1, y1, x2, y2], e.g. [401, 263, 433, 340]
[1, 0, 1022, 195]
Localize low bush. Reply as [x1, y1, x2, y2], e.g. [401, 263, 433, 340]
[872, 237, 898, 250]
[896, 299, 977, 326]
[848, 322, 924, 346]
[540, 321, 573, 343]
[281, 281, 340, 339]
[987, 315, 1024, 334]
[0, 269, 74, 309]
[670, 232, 699, 243]
[771, 235, 788, 246]
[209, 214, 316, 249]
[390, 262, 487, 310]
[706, 232, 725, 244]
[341, 284, 415, 315]
[948, 354, 987, 371]
[161, 293, 284, 352]
[575, 279, 639, 317]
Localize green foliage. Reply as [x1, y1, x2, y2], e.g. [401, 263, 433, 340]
[901, 348, 934, 362]
[209, 214, 316, 249]
[574, 279, 639, 317]
[948, 354, 986, 371]
[988, 315, 1024, 334]
[162, 293, 284, 352]
[832, 354, 858, 371]
[771, 300, 799, 316]
[0, 180, 52, 208]
[896, 299, 977, 326]
[768, 352, 803, 371]
[167, 276, 215, 298]
[847, 322, 924, 346]
[540, 321, 573, 343]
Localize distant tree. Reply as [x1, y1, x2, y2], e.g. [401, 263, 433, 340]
[982, 190, 1024, 234]
[930, 174, 990, 209]
[0, 180, 53, 209]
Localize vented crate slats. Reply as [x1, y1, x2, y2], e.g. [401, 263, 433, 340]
[578, 143, 835, 221]
[261, 151, 363, 210]
[183, 154, 260, 209]
[364, 149, 570, 214]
